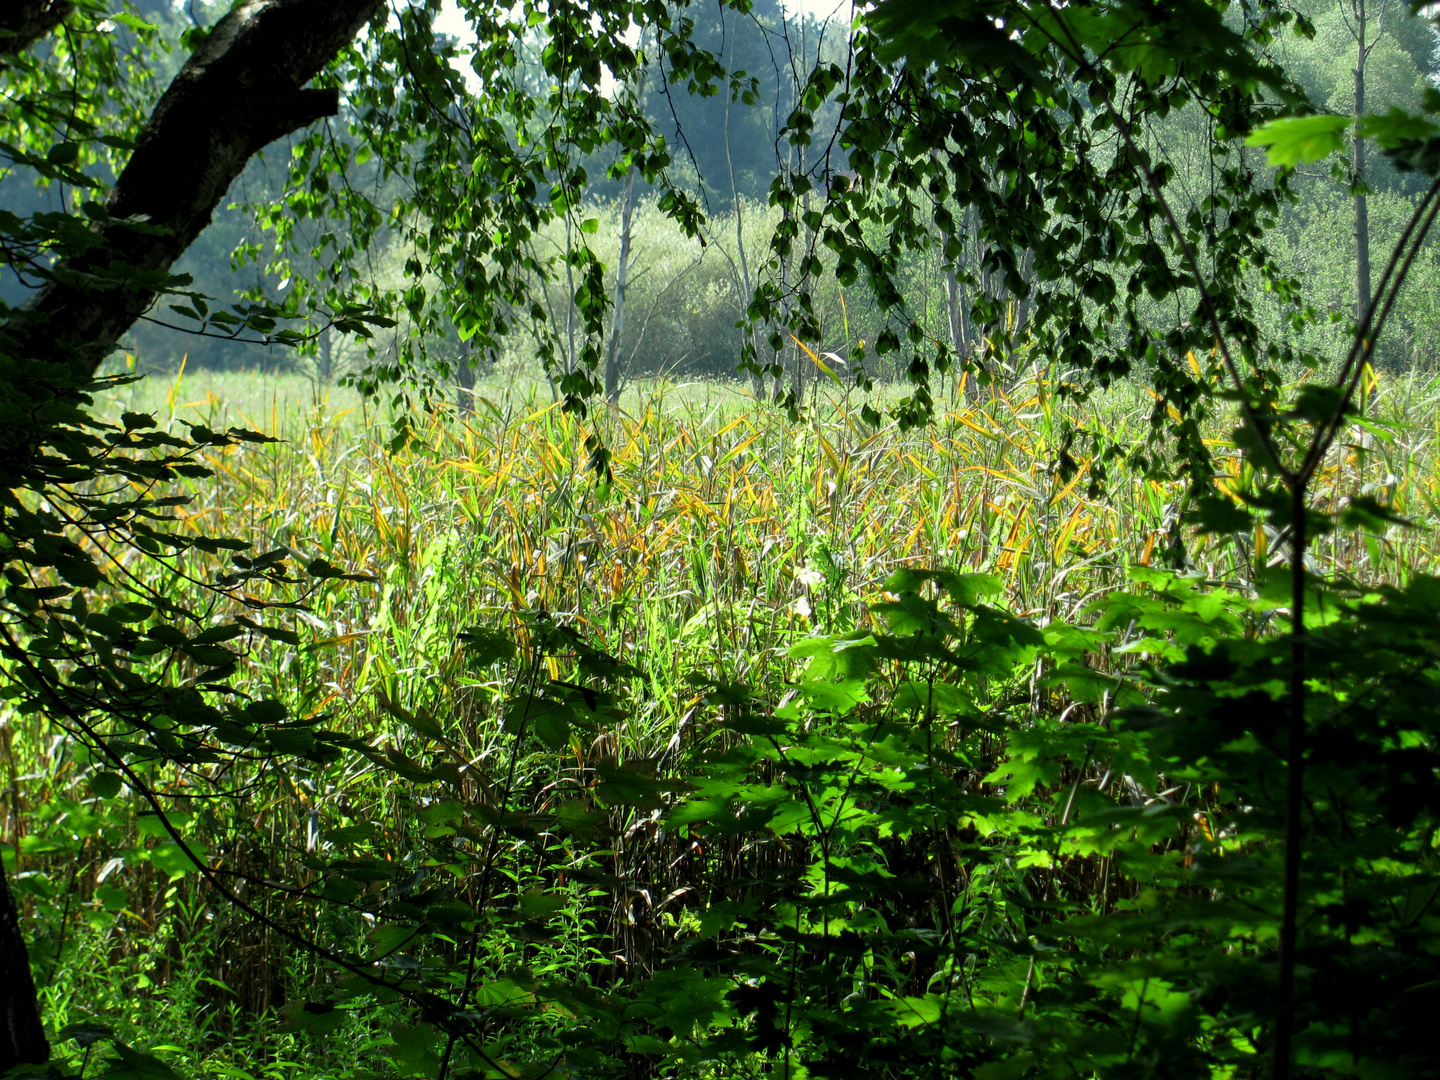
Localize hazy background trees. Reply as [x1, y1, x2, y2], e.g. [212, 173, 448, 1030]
[31, 0, 1440, 391]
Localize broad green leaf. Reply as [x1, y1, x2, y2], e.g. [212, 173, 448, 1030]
[88, 772, 123, 799]
[595, 759, 689, 809]
[46, 143, 81, 166]
[458, 626, 516, 665]
[798, 678, 870, 715]
[1190, 495, 1252, 535]
[60, 1022, 113, 1048]
[147, 840, 206, 878]
[136, 812, 192, 838]
[518, 890, 567, 919]
[279, 1000, 346, 1035]
[1244, 114, 1350, 168]
[893, 679, 971, 715]
[417, 800, 464, 825]
[105, 1044, 182, 1080]
[108, 12, 159, 32]
[326, 823, 379, 844]
[95, 885, 128, 913]
[421, 900, 478, 924]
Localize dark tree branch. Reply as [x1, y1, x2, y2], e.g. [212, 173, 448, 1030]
[0, 2, 386, 1057]
[0, 854, 48, 1069]
[0, 0, 74, 58]
[1, 0, 385, 377]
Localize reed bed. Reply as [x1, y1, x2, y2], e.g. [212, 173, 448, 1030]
[73, 365, 1440, 771]
[10, 364, 1440, 1075]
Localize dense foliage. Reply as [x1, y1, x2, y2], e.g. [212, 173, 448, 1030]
[5, 1, 1440, 1079]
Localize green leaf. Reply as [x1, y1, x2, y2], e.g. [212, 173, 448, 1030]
[147, 840, 206, 878]
[579, 217, 600, 234]
[1244, 114, 1350, 168]
[378, 746, 442, 783]
[279, 1000, 346, 1035]
[367, 923, 419, 966]
[553, 800, 610, 838]
[253, 622, 301, 646]
[108, 12, 159, 32]
[595, 759, 689, 809]
[136, 812, 192, 838]
[421, 900, 478, 924]
[417, 800, 464, 825]
[60, 1022, 114, 1048]
[320, 878, 360, 905]
[327, 823, 379, 844]
[798, 678, 870, 715]
[88, 772, 123, 799]
[191, 622, 244, 645]
[46, 143, 81, 166]
[104, 1043, 182, 1080]
[1290, 382, 1350, 425]
[698, 899, 754, 939]
[145, 624, 187, 647]
[1039, 661, 1114, 705]
[892, 679, 970, 715]
[53, 553, 101, 587]
[1190, 495, 1252, 535]
[1343, 495, 1411, 531]
[95, 886, 128, 913]
[387, 1023, 439, 1072]
[241, 699, 287, 726]
[518, 890, 567, 919]
[883, 994, 944, 1028]
[473, 979, 535, 1008]
[458, 626, 516, 666]
[265, 727, 316, 755]
[529, 700, 573, 751]
[120, 412, 154, 432]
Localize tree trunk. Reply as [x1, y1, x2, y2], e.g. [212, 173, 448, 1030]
[456, 339, 475, 416]
[1012, 248, 1035, 354]
[0, 0, 385, 379]
[932, 156, 971, 402]
[317, 324, 334, 382]
[603, 31, 650, 403]
[604, 164, 639, 402]
[942, 257, 966, 354]
[0, 855, 48, 1071]
[0, 1, 384, 1056]
[721, 9, 766, 402]
[1354, 0, 1373, 328]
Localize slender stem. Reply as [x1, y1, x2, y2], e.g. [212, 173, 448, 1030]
[1274, 478, 1308, 1080]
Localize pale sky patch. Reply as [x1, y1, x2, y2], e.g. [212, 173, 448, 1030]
[430, 0, 856, 92]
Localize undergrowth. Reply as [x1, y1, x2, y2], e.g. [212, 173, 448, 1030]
[6, 368, 1440, 1078]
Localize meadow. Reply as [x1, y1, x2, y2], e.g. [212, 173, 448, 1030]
[10, 361, 1440, 1078]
